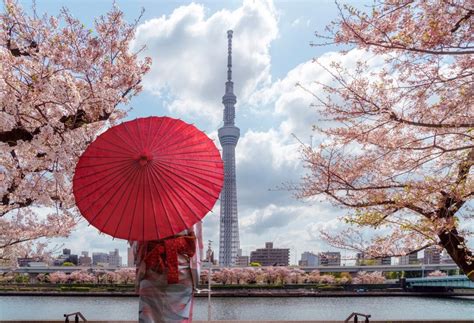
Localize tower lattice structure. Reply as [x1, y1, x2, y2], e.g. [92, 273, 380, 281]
[218, 30, 240, 267]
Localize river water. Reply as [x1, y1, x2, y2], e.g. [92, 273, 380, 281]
[1, 296, 474, 321]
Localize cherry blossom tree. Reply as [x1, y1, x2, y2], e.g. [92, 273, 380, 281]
[428, 270, 447, 277]
[319, 274, 336, 285]
[0, 1, 151, 264]
[242, 268, 258, 284]
[200, 269, 210, 285]
[298, 1, 474, 280]
[352, 271, 386, 285]
[114, 268, 135, 284]
[307, 270, 321, 284]
[68, 270, 95, 284]
[285, 268, 306, 284]
[36, 273, 48, 283]
[49, 271, 68, 284]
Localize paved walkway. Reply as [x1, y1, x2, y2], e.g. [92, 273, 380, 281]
[1, 320, 474, 323]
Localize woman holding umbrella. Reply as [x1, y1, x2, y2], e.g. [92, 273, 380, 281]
[133, 222, 203, 322]
[73, 116, 224, 323]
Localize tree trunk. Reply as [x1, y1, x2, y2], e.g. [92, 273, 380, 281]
[438, 228, 474, 281]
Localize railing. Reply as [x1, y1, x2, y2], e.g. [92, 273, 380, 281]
[64, 312, 87, 322]
[345, 312, 371, 322]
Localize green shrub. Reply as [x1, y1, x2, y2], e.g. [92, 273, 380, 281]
[60, 286, 90, 292]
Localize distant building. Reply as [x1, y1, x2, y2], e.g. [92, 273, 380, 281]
[299, 252, 319, 267]
[27, 262, 48, 267]
[69, 255, 78, 265]
[17, 257, 42, 267]
[441, 250, 455, 264]
[319, 252, 341, 266]
[377, 257, 392, 266]
[108, 249, 122, 267]
[79, 251, 92, 266]
[53, 248, 77, 266]
[400, 252, 419, 265]
[250, 242, 289, 266]
[92, 252, 109, 266]
[92, 249, 122, 267]
[235, 249, 249, 267]
[236, 255, 249, 267]
[127, 247, 135, 267]
[356, 252, 391, 266]
[423, 246, 441, 264]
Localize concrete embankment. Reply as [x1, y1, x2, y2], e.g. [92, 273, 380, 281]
[1, 320, 474, 323]
[1, 290, 473, 297]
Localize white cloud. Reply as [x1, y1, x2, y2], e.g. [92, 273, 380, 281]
[131, 0, 279, 126]
[291, 18, 300, 27]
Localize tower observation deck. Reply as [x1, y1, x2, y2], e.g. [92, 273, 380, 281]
[218, 30, 240, 267]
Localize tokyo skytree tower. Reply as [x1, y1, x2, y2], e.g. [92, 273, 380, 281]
[218, 30, 240, 267]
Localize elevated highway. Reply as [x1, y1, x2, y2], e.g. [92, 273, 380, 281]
[299, 263, 459, 273]
[0, 263, 460, 275]
[406, 275, 474, 289]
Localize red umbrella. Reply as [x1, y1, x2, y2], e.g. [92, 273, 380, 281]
[73, 116, 224, 241]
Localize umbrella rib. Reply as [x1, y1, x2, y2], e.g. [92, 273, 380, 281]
[123, 120, 142, 154]
[135, 118, 145, 153]
[107, 165, 142, 239]
[147, 162, 178, 237]
[147, 116, 166, 152]
[154, 159, 224, 176]
[153, 124, 198, 154]
[126, 166, 144, 241]
[157, 158, 224, 173]
[157, 149, 220, 158]
[98, 135, 137, 156]
[74, 159, 133, 181]
[144, 169, 160, 240]
[73, 162, 135, 202]
[154, 160, 223, 191]
[152, 163, 214, 220]
[148, 164, 188, 231]
[84, 164, 139, 225]
[114, 123, 140, 155]
[146, 117, 153, 153]
[152, 121, 189, 152]
[156, 135, 213, 156]
[154, 162, 220, 211]
[156, 157, 225, 163]
[148, 116, 170, 152]
[152, 166, 204, 222]
[75, 158, 132, 170]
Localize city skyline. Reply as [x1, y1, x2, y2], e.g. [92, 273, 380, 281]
[23, 0, 473, 264]
[42, 0, 354, 264]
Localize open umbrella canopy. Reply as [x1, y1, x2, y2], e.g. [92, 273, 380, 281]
[73, 116, 224, 241]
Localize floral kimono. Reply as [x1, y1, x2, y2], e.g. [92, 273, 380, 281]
[134, 223, 203, 323]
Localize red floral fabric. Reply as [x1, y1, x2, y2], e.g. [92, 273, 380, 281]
[144, 233, 196, 284]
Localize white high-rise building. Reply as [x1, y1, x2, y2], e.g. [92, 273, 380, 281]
[218, 30, 240, 267]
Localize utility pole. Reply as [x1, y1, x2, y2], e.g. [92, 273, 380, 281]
[207, 240, 212, 321]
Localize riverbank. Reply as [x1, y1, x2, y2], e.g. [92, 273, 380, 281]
[3, 295, 474, 321]
[2, 321, 474, 323]
[2, 289, 473, 297]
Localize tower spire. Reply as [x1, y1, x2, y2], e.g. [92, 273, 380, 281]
[218, 30, 240, 267]
[222, 30, 237, 126]
[227, 30, 233, 82]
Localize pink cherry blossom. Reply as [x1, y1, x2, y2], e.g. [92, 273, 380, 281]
[298, 0, 474, 281]
[0, 1, 150, 265]
[428, 270, 447, 277]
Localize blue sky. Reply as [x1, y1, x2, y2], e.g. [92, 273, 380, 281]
[18, 0, 380, 264]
